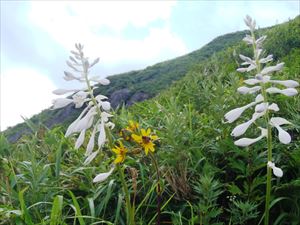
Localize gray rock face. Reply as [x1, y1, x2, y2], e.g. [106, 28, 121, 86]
[110, 88, 131, 108]
[109, 88, 150, 108]
[127, 92, 150, 106]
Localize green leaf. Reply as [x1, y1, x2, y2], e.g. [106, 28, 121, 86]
[68, 190, 86, 225]
[18, 187, 34, 225]
[50, 195, 64, 225]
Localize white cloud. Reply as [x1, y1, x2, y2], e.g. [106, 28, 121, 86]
[27, 1, 186, 68]
[1, 68, 57, 130]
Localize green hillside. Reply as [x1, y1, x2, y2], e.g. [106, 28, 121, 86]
[3, 26, 251, 142]
[1, 16, 299, 224]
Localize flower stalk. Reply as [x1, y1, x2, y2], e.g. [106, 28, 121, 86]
[224, 16, 298, 225]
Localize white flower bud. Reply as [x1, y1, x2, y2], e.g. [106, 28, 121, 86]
[86, 126, 97, 156]
[52, 98, 73, 109]
[99, 78, 110, 85]
[84, 150, 99, 165]
[266, 87, 298, 96]
[259, 54, 273, 64]
[98, 122, 106, 148]
[101, 101, 111, 111]
[244, 78, 260, 85]
[261, 62, 284, 75]
[243, 35, 254, 45]
[75, 129, 86, 149]
[95, 94, 108, 102]
[93, 166, 114, 183]
[237, 68, 248, 73]
[237, 86, 261, 94]
[268, 103, 279, 112]
[267, 161, 283, 178]
[269, 80, 299, 88]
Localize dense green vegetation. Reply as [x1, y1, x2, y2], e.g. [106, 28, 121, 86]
[1, 16, 299, 224]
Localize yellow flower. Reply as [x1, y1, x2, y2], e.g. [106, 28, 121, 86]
[119, 121, 139, 141]
[132, 128, 158, 155]
[126, 120, 139, 132]
[112, 141, 128, 164]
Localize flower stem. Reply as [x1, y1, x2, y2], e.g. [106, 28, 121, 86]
[250, 29, 272, 225]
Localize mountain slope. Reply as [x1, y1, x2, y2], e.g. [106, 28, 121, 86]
[3, 16, 299, 142]
[1, 16, 299, 225]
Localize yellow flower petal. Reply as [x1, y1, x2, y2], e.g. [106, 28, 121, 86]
[114, 155, 124, 164]
[132, 134, 142, 143]
[112, 147, 120, 154]
[150, 135, 158, 141]
[146, 128, 151, 136]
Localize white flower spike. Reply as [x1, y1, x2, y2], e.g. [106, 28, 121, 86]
[52, 43, 113, 165]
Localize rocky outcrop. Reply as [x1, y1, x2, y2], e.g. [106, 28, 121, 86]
[109, 88, 150, 108]
[127, 92, 150, 106]
[110, 88, 131, 108]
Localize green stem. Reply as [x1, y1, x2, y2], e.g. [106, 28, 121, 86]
[150, 152, 161, 225]
[117, 165, 135, 225]
[79, 53, 104, 122]
[250, 29, 272, 225]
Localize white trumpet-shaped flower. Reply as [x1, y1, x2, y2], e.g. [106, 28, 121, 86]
[270, 117, 292, 144]
[224, 94, 263, 123]
[266, 87, 298, 96]
[234, 127, 267, 147]
[72, 91, 89, 108]
[267, 161, 283, 178]
[231, 111, 265, 137]
[93, 166, 115, 183]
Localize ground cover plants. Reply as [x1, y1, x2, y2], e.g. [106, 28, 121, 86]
[1, 16, 299, 225]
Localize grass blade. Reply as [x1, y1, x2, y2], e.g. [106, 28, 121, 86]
[68, 190, 86, 225]
[50, 195, 64, 225]
[18, 187, 34, 225]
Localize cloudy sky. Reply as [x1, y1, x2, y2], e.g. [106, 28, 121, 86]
[1, 0, 299, 131]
